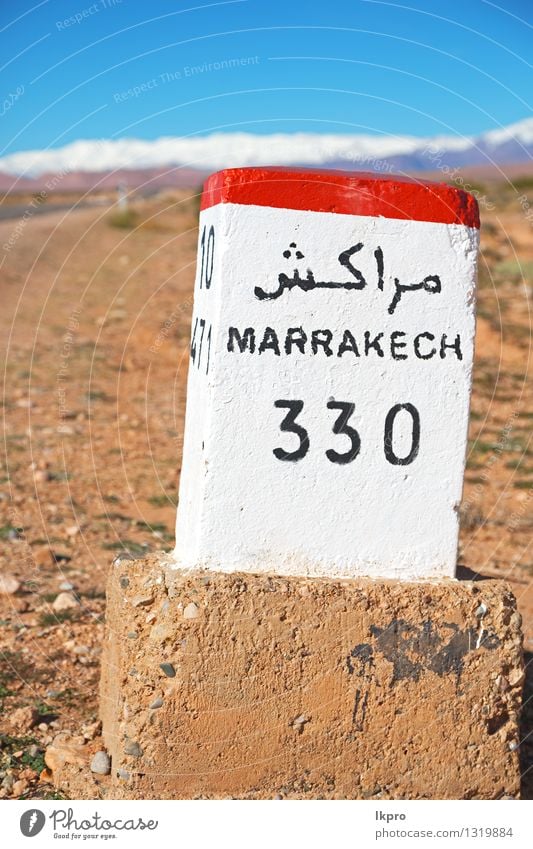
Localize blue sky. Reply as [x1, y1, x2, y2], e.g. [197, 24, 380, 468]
[1, 0, 531, 156]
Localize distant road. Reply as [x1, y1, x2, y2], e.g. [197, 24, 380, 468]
[0, 200, 106, 221]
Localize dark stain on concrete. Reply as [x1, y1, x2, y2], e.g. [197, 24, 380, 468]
[346, 642, 373, 676]
[347, 619, 501, 684]
[351, 688, 369, 730]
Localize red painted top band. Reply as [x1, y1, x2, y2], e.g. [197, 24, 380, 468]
[201, 166, 480, 228]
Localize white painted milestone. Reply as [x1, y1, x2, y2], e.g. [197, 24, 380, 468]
[174, 168, 480, 580]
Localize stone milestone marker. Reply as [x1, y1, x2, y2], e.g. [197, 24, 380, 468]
[97, 169, 523, 801]
[175, 167, 480, 579]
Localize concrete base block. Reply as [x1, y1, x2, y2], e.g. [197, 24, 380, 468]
[100, 555, 523, 799]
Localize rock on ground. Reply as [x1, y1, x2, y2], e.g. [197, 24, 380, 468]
[9, 706, 39, 732]
[90, 751, 111, 775]
[52, 591, 80, 612]
[0, 575, 21, 595]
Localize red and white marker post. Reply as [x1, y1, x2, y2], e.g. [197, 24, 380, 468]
[174, 168, 479, 580]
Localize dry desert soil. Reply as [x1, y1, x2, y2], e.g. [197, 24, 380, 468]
[0, 183, 532, 799]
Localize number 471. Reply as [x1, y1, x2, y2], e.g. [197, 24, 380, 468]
[273, 400, 420, 466]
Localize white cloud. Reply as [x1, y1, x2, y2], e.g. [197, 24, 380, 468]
[0, 119, 531, 177]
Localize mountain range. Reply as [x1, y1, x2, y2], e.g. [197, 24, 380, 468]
[1, 117, 532, 194]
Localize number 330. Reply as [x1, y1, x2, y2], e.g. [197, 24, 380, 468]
[273, 399, 420, 466]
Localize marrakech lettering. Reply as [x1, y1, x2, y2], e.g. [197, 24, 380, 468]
[227, 327, 462, 360]
[254, 242, 442, 315]
[227, 238, 461, 362]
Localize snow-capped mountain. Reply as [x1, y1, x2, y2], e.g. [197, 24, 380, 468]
[1, 118, 531, 189]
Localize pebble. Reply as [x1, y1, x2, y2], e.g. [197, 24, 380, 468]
[159, 662, 176, 678]
[0, 575, 21, 595]
[119, 576, 130, 589]
[59, 581, 74, 591]
[496, 675, 509, 693]
[33, 547, 54, 567]
[123, 740, 142, 758]
[117, 768, 130, 780]
[90, 751, 111, 775]
[12, 779, 28, 797]
[149, 697, 164, 710]
[183, 602, 199, 619]
[291, 714, 309, 733]
[73, 645, 90, 655]
[9, 706, 39, 732]
[20, 766, 38, 781]
[52, 592, 80, 612]
[131, 594, 153, 608]
[109, 309, 127, 321]
[113, 553, 135, 566]
[44, 740, 86, 772]
[57, 425, 74, 435]
[508, 667, 525, 687]
[52, 551, 71, 564]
